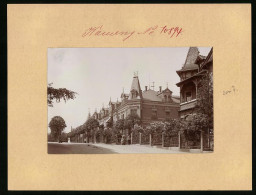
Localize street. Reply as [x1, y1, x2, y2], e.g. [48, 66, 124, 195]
[48, 142, 117, 154]
[48, 142, 187, 154]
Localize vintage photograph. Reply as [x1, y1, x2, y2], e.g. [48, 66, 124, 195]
[47, 47, 213, 154]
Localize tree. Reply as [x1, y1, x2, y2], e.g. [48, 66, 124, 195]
[164, 119, 180, 136]
[47, 83, 77, 107]
[196, 73, 213, 129]
[60, 132, 68, 142]
[84, 118, 99, 131]
[114, 119, 125, 133]
[146, 121, 165, 135]
[124, 114, 141, 131]
[49, 116, 67, 142]
[195, 72, 213, 148]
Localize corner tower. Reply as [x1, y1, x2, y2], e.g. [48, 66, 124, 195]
[129, 73, 143, 100]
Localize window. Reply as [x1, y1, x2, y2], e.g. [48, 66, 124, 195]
[132, 91, 137, 99]
[122, 114, 124, 119]
[131, 109, 137, 116]
[168, 95, 172, 102]
[151, 110, 157, 119]
[186, 92, 192, 102]
[166, 111, 170, 118]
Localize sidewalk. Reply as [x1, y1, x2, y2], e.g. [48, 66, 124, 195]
[91, 143, 188, 153]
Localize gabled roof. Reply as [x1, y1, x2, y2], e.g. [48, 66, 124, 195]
[157, 88, 173, 95]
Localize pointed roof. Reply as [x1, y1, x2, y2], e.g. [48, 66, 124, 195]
[184, 47, 199, 65]
[177, 47, 200, 74]
[129, 75, 142, 99]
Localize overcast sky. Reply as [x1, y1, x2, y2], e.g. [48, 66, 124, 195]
[48, 47, 211, 133]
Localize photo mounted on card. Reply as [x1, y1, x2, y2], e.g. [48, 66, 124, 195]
[8, 4, 251, 190]
[47, 47, 213, 154]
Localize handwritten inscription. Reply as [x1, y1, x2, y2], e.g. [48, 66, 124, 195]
[82, 25, 183, 41]
[223, 86, 237, 95]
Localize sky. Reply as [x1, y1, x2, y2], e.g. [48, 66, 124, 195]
[48, 47, 211, 133]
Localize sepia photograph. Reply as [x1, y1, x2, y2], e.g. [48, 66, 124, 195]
[47, 47, 213, 154]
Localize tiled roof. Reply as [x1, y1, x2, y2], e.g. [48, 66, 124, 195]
[177, 63, 199, 73]
[184, 47, 199, 65]
[142, 89, 179, 103]
[142, 89, 162, 101]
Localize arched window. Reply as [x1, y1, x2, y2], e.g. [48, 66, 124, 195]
[164, 95, 167, 102]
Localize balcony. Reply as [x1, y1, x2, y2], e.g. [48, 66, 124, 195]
[180, 99, 197, 111]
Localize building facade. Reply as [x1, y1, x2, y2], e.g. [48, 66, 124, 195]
[176, 47, 213, 118]
[176, 47, 213, 150]
[92, 74, 180, 128]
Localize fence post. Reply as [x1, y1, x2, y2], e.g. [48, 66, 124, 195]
[178, 131, 181, 149]
[131, 133, 133, 144]
[200, 131, 204, 152]
[139, 133, 142, 145]
[150, 134, 152, 146]
[162, 133, 164, 147]
[94, 134, 96, 143]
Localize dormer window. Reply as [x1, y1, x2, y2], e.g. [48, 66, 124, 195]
[131, 90, 137, 99]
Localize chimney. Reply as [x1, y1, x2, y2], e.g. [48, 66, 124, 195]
[159, 86, 162, 92]
[145, 86, 148, 91]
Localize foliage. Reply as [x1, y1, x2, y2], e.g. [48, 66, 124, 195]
[114, 119, 125, 131]
[145, 121, 165, 135]
[60, 132, 68, 142]
[178, 113, 208, 143]
[132, 124, 144, 134]
[163, 119, 180, 136]
[84, 117, 99, 132]
[47, 83, 77, 107]
[103, 127, 112, 137]
[47, 133, 55, 142]
[49, 116, 67, 142]
[196, 73, 213, 129]
[95, 127, 104, 136]
[106, 119, 113, 128]
[124, 114, 141, 130]
[111, 128, 122, 143]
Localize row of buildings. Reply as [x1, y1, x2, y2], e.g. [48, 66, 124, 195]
[71, 47, 213, 142]
[90, 73, 180, 128]
[88, 47, 213, 128]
